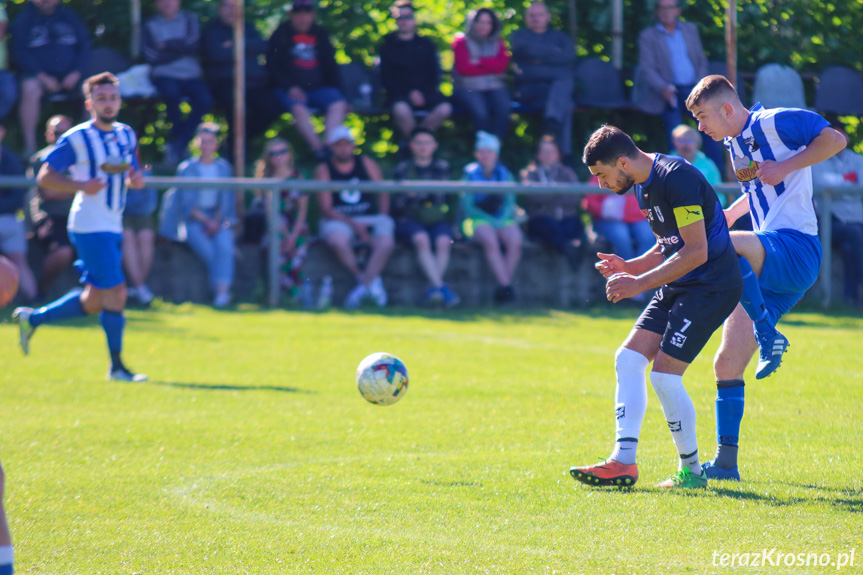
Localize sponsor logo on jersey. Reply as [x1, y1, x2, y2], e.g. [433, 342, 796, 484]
[657, 235, 680, 246]
[654, 206, 665, 222]
[734, 156, 759, 182]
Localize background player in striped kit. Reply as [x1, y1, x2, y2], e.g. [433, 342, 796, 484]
[686, 75, 846, 480]
[13, 72, 148, 382]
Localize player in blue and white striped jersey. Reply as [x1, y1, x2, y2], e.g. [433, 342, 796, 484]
[686, 75, 846, 480]
[13, 72, 148, 382]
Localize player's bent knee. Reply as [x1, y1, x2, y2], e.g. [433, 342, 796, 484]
[615, 346, 649, 369]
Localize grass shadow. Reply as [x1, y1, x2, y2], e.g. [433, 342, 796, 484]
[149, 380, 314, 394]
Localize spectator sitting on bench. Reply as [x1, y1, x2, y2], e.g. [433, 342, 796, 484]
[28, 114, 74, 301]
[122, 171, 158, 306]
[143, 0, 213, 168]
[176, 122, 236, 308]
[12, 0, 91, 155]
[379, 1, 452, 140]
[520, 136, 584, 270]
[315, 125, 393, 309]
[0, 124, 36, 303]
[461, 131, 522, 305]
[392, 127, 459, 307]
[511, 2, 576, 161]
[671, 124, 721, 186]
[268, 0, 347, 162]
[254, 137, 309, 300]
[451, 8, 512, 142]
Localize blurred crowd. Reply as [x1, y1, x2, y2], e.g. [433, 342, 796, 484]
[0, 0, 860, 309]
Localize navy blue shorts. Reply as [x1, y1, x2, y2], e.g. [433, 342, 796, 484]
[69, 231, 125, 289]
[394, 217, 453, 246]
[635, 283, 742, 364]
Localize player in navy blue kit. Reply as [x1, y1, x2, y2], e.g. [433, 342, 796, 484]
[13, 72, 147, 382]
[686, 75, 846, 480]
[570, 125, 742, 489]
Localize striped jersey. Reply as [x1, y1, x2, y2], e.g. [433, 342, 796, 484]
[725, 103, 829, 235]
[45, 120, 139, 234]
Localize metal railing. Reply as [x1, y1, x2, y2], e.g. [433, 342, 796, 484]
[3, 175, 860, 308]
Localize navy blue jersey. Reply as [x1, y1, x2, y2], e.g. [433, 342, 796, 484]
[635, 154, 741, 290]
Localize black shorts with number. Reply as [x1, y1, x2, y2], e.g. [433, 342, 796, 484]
[635, 283, 742, 364]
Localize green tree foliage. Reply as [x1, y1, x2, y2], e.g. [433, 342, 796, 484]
[5, 0, 862, 169]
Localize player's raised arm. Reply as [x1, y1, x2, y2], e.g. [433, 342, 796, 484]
[36, 163, 105, 196]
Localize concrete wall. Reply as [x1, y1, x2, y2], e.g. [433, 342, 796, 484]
[29, 238, 847, 309]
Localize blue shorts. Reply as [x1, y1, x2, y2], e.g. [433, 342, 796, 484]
[69, 231, 125, 289]
[395, 218, 453, 246]
[276, 86, 345, 111]
[757, 229, 821, 324]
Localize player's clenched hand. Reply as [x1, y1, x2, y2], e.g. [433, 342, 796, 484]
[595, 252, 626, 279]
[81, 178, 107, 195]
[606, 272, 640, 303]
[755, 159, 789, 187]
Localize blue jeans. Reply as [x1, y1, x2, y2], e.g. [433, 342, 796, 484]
[0, 71, 17, 120]
[593, 219, 656, 261]
[151, 77, 213, 153]
[185, 221, 235, 291]
[452, 87, 511, 141]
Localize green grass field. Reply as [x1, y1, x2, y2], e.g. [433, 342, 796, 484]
[1, 304, 861, 574]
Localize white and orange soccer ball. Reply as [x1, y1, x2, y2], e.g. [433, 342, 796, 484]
[356, 352, 409, 406]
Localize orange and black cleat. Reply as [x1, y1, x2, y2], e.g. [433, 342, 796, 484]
[570, 459, 638, 487]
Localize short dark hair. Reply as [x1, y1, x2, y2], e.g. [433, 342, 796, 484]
[409, 126, 435, 141]
[685, 74, 739, 111]
[582, 124, 638, 166]
[83, 72, 119, 100]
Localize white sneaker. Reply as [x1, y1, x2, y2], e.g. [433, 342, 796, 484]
[136, 284, 154, 305]
[344, 284, 368, 310]
[213, 292, 231, 308]
[12, 307, 35, 355]
[368, 276, 388, 307]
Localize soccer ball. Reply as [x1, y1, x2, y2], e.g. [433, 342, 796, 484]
[356, 352, 409, 405]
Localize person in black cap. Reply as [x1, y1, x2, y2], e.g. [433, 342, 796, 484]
[267, 0, 347, 161]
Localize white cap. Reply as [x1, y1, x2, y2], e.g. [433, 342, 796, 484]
[326, 125, 355, 145]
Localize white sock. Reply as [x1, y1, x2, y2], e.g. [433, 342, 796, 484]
[649, 371, 701, 473]
[610, 347, 649, 465]
[0, 545, 13, 565]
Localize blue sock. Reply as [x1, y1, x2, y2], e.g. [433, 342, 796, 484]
[99, 310, 125, 368]
[0, 564, 12, 575]
[714, 380, 745, 469]
[737, 256, 773, 334]
[29, 291, 86, 328]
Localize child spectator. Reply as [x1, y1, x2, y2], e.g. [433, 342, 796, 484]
[175, 123, 236, 308]
[520, 136, 584, 269]
[392, 127, 459, 306]
[461, 131, 522, 304]
[451, 8, 511, 142]
[254, 137, 309, 301]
